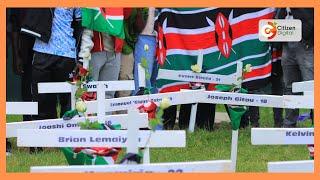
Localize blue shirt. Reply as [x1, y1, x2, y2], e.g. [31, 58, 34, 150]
[33, 8, 81, 59]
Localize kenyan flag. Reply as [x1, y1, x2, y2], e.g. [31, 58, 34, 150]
[155, 8, 275, 92]
[81, 8, 125, 39]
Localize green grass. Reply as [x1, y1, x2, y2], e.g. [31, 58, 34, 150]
[6, 106, 312, 172]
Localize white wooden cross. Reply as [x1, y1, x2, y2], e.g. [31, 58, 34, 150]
[16, 108, 210, 173]
[6, 102, 38, 115]
[251, 128, 314, 173]
[6, 101, 39, 137]
[157, 50, 243, 133]
[19, 108, 234, 173]
[7, 81, 148, 138]
[11, 80, 315, 173]
[251, 80, 314, 173]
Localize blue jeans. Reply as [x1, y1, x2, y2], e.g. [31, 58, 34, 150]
[133, 35, 158, 94]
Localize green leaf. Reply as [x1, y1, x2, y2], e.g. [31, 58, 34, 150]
[112, 124, 122, 130]
[75, 88, 85, 99]
[145, 72, 151, 80]
[144, 88, 151, 95]
[141, 58, 148, 68]
[149, 118, 160, 130]
[156, 109, 164, 119]
[78, 119, 103, 130]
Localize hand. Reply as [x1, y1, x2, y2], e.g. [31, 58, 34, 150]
[72, 60, 83, 76]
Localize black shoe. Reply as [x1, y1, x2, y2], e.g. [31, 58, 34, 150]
[29, 147, 36, 154]
[251, 122, 260, 128]
[37, 147, 43, 152]
[30, 147, 43, 154]
[283, 124, 296, 128]
[274, 122, 283, 128]
[6, 140, 12, 156]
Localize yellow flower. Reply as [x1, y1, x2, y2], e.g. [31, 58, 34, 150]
[191, 64, 202, 73]
[75, 99, 87, 113]
[144, 44, 149, 51]
[160, 98, 171, 109]
[244, 64, 252, 73]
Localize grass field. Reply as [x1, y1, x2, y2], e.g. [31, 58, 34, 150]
[6, 106, 312, 172]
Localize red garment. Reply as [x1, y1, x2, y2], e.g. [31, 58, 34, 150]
[91, 31, 124, 53]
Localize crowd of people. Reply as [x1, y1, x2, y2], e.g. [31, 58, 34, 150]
[6, 8, 314, 156]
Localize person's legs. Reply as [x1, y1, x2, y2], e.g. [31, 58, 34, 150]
[99, 52, 121, 99]
[297, 45, 314, 83]
[117, 53, 134, 98]
[150, 61, 159, 94]
[178, 104, 191, 129]
[248, 106, 260, 127]
[271, 74, 284, 127]
[282, 43, 301, 127]
[297, 44, 314, 125]
[240, 110, 250, 128]
[20, 34, 34, 121]
[196, 103, 216, 131]
[6, 139, 12, 156]
[32, 52, 57, 120]
[90, 51, 108, 81]
[52, 56, 76, 117]
[133, 35, 157, 94]
[163, 105, 177, 129]
[116, 53, 134, 114]
[31, 52, 60, 153]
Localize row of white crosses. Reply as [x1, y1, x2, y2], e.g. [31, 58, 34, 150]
[7, 70, 155, 163]
[12, 81, 233, 172]
[8, 80, 313, 173]
[251, 80, 314, 173]
[8, 57, 240, 172]
[7, 52, 314, 172]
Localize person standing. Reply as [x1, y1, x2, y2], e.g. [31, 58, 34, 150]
[27, 8, 82, 121]
[271, 46, 284, 127]
[6, 8, 36, 155]
[116, 8, 137, 102]
[278, 8, 314, 127]
[19, 8, 83, 154]
[78, 28, 123, 113]
[133, 8, 159, 95]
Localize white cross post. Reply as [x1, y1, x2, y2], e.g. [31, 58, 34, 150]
[38, 80, 135, 110]
[188, 50, 204, 132]
[138, 62, 150, 164]
[251, 80, 314, 173]
[6, 102, 38, 115]
[126, 108, 140, 155]
[230, 60, 243, 172]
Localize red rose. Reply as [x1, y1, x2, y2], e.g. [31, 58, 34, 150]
[79, 67, 89, 77]
[81, 92, 97, 101]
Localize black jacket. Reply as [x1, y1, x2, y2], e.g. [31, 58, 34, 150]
[277, 8, 314, 44]
[291, 8, 314, 44]
[20, 8, 54, 43]
[20, 8, 83, 58]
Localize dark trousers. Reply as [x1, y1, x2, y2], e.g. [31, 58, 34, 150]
[282, 42, 314, 127]
[32, 52, 76, 120]
[163, 103, 216, 131]
[240, 106, 259, 128]
[271, 73, 284, 127]
[240, 89, 261, 128]
[19, 34, 34, 121]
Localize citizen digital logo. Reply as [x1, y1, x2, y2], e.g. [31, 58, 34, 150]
[259, 19, 301, 42]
